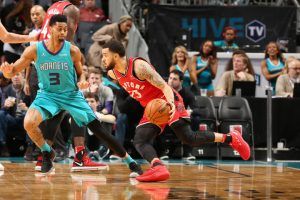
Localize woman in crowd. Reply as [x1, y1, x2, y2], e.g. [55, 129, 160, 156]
[191, 40, 218, 96]
[169, 45, 197, 88]
[261, 41, 285, 92]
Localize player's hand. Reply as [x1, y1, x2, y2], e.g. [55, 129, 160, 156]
[0, 62, 13, 78]
[77, 80, 90, 90]
[23, 82, 31, 96]
[168, 102, 176, 120]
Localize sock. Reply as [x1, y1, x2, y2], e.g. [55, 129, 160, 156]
[222, 134, 232, 144]
[123, 154, 135, 166]
[75, 146, 85, 161]
[40, 143, 51, 152]
[151, 158, 163, 167]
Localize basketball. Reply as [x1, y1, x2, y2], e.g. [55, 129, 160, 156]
[145, 98, 171, 125]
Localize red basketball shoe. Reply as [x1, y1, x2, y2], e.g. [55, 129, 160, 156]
[35, 155, 42, 171]
[71, 147, 108, 172]
[229, 130, 251, 160]
[136, 161, 170, 182]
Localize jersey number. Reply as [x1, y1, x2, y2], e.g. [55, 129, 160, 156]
[40, 18, 49, 39]
[49, 73, 60, 85]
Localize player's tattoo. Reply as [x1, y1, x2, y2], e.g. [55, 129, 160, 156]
[137, 62, 165, 89]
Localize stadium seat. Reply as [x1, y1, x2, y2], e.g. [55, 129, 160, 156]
[218, 96, 254, 160]
[191, 96, 219, 158]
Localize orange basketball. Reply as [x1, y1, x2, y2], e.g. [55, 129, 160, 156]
[145, 98, 171, 125]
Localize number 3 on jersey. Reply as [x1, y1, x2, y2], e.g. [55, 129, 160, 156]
[49, 73, 60, 85]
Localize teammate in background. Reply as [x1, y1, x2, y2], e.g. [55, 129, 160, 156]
[102, 40, 250, 182]
[0, 15, 142, 176]
[0, 21, 37, 43]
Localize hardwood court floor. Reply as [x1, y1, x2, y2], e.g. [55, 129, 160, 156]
[0, 159, 300, 199]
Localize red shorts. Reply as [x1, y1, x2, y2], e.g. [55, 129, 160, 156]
[137, 97, 190, 132]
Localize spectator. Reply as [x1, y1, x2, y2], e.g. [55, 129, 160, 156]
[214, 26, 239, 52]
[0, 72, 11, 107]
[87, 15, 133, 71]
[0, 72, 31, 157]
[84, 92, 116, 160]
[261, 41, 285, 92]
[191, 40, 218, 96]
[276, 57, 300, 97]
[80, 0, 106, 23]
[86, 68, 114, 114]
[215, 50, 255, 96]
[169, 45, 197, 88]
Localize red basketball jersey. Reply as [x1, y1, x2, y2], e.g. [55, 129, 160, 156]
[38, 1, 72, 40]
[113, 57, 165, 107]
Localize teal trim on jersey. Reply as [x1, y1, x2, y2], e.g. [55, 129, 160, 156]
[266, 58, 285, 89]
[30, 90, 96, 127]
[174, 64, 191, 87]
[196, 56, 214, 91]
[35, 41, 77, 93]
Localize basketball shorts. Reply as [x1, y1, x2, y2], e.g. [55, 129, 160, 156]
[30, 90, 96, 127]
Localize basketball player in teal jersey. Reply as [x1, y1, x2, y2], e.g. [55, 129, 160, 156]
[0, 14, 142, 176]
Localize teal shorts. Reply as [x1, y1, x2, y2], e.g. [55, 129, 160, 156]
[30, 90, 96, 127]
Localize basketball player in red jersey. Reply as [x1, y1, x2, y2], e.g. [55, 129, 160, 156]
[102, 40, 251, 182]
[26, 0, 105, 172]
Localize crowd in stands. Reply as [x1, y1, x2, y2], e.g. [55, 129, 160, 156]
[0, 0, 299, 161]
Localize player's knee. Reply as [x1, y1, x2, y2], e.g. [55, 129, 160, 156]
[24, 117, 38, 132]
[24, 110, 42, 132]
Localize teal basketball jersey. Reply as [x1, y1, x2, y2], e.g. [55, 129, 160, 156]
[35, 41, 77, 93]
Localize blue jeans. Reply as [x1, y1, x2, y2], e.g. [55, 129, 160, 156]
[115, 113, 128, 146]
[0, 110, 25, 144]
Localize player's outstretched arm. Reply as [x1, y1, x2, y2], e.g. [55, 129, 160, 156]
[0, 21, 37, 43]
[0, 45, 36, 78]
[134, 59, 176, 117]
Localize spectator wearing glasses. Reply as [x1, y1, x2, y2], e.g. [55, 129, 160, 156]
[276, 57, 300, 97]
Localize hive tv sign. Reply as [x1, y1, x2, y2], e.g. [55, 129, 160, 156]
[181, 18, 266, 43]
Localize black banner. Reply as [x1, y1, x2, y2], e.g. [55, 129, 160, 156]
[146, 5, 296, 76]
